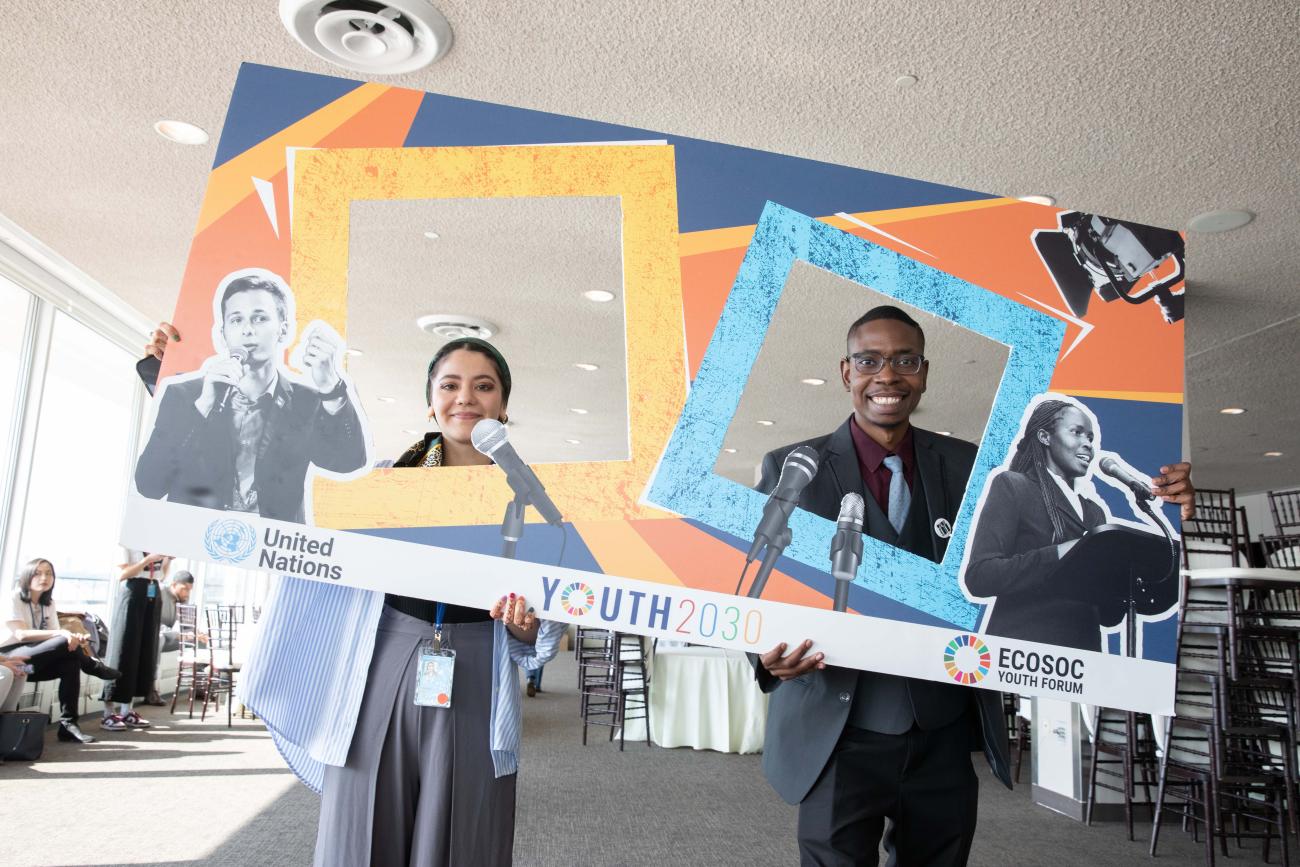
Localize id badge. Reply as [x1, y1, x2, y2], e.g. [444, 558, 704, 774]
[414, 640, 455, 708]
[146, 581, 157, 599]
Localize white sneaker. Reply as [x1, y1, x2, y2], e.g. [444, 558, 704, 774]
[100, 714, 127, 731]
[122, 711, 151, 729]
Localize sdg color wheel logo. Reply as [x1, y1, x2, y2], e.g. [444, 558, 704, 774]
[943, 634, 991, 685]
[560, 582, 596, 616]
[204, 519, 258, 564]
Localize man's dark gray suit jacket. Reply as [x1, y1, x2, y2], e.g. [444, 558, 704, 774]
[753, 419, 1013, 804]
[134, 375, 366, 523]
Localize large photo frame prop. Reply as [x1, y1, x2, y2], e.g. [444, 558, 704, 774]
[294, 144, 684, 526]
[121, 63, 1186, 714]
[647, 201, 1065, 628]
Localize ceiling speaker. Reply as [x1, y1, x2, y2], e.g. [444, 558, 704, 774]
[280, 0, 453, 74]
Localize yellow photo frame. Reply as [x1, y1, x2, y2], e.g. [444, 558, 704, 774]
[293, 145, 685, 528]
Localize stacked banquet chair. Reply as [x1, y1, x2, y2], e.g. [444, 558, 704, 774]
[1085, 704, 1161, 841]
[201, 604, 245, 727]
[1002, 693, 1032, 783]
[1240, 506, 1257, 566]
[1263, 488, 1300, 571]
[169, 603, 207, 717]
[1150, 567, 1297, 864]
[1269, 489, 1300, 540]
[575, 626, 649, 750]
[1182, 488, 1245, 569]
[1084, 488, 1246, 843]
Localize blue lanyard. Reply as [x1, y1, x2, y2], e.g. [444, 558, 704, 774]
[433, 602, 446, 649]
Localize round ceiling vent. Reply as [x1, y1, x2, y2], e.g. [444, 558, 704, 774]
[416, 314, 498, 341]
[280, 0, 453, 74]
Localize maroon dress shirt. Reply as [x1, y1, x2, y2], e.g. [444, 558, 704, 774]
[848, 419, 915, 512]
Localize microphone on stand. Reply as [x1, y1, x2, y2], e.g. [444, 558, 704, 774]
[472, 419, 564, 527]
[829, 493, 865, 612]
[1099, 454, 1177, 584]
[1098, 456, 1155, 502]
[746, 446, 819, 599]
[216, 348, 248, 412]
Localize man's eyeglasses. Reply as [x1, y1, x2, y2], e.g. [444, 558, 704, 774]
[844, 353, 926, 375]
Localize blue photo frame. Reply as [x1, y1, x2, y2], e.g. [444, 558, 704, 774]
[646, 201, 1066, 628]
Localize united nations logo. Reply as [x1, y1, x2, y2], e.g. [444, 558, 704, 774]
[204, 519, 258, 564]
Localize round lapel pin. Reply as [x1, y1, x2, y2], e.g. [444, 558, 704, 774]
[933, 518, 953, 539]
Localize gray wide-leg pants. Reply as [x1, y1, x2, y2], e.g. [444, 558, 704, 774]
[315, 607, 516, 866]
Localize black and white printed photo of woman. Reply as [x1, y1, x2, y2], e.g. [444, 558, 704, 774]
[960, 394, 1192, 652]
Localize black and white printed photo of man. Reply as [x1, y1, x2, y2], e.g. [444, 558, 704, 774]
[133, 269, 368, 524]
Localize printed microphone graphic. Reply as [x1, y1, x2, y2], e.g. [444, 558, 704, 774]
[1098, 455, 1155, 502]
[747, 446, 819, 562]
[471, 419, 564, 526]
[830, 493, 865, 612]
[216, 348, 248, 412]
[746, 446, 819, 599]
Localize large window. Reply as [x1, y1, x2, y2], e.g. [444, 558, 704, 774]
[0, 278, 33, 502]
[17, 311, 139, 619]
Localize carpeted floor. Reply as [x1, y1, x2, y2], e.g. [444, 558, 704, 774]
[0, 651, 1252, 866]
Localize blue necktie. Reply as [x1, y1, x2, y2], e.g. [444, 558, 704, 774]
[883, 454, 910, 534]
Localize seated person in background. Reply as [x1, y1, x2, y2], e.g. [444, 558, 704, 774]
[0, 655, 31, 712]
[0, 558, 120, 744]
[145, 570, 197, 706]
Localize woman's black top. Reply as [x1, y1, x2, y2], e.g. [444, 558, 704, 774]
[383, 432, 492, 625]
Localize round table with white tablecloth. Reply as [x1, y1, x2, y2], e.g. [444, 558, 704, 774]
[622, 644, 768, 753]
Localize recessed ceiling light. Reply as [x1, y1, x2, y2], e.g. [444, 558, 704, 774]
[1265, 451, 1284, 458]
[936, 431, 952, 436]
[756, 420, 775, 426]
[1018, 194, 1056, 207]
[569, 408, 588, 415]
[801, 378, 827, 386]
[377, 396, 396, 403]
[564, 438, 582, 445]
[1187, 209, 1255, 234]
[1219, 407, 1247, 415]
[723, 448, 738, 454]
[573, 362, 599, 372]
[154, 120, 210, 145]
[423, 231, 440, 240]
[345, 348, 364, 357]
[894, 74, 918, 89]
[402, 429, 418, 435]
[583, 290, 616, 303]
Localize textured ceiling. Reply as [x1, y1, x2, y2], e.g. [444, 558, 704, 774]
[714, 262, 1008, 485]
[0, 0, 1296, 494]
[347, 196, 628, 463]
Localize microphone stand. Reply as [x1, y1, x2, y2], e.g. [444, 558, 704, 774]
[500, 494, 527, 560]
[1123, 498, 1177, 658]
[746, 527, 791, 599]
[832, 575, 852, 613]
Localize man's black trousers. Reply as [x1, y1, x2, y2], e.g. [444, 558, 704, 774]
[797, 711, 980, 867]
